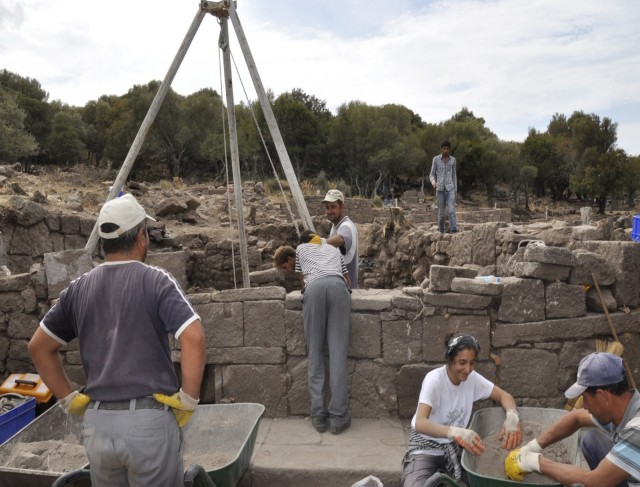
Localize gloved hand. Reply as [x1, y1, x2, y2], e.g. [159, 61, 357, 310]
[519, 439, 543, 456]
[153, 388, 199, 427]
[505, 448, 541, 481]
[59, 390, 91, 416]
[447, 426, 485, 455]
[499, 409, 522, 449]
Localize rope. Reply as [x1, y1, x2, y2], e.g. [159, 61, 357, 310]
[228, 50, 301, 238]
[218, 22, 238, 289]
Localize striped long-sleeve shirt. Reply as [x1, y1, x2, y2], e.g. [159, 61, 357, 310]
[295, 243, 348, 287]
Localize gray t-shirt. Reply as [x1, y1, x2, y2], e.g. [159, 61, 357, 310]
[41, 260, 200, 401]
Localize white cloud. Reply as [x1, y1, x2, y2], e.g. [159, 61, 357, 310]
[1, 0, 639, 154]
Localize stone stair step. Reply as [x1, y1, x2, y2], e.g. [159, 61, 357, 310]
[240, 417, 409, 487]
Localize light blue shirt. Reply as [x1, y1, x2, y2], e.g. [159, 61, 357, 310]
[430, 155, 457, 193]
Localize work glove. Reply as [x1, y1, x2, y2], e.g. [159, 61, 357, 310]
[519, 439, 543, 456]
[447, 426, 485, 455]
[504, 448, 541, 481]
[498, 409, 522, 449]
[153, 388, 199, 427]
[59, 390, 91, 416]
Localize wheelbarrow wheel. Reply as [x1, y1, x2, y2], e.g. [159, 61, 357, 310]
[51, 468, 92, 487]
[184, 463, 218, 487]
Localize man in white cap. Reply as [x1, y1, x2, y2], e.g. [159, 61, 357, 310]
[323, 189, 359, 288]
[29, 194, 206, 487]
[505, 352, 640, 487]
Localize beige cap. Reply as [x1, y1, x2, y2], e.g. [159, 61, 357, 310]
[98, 194, 155, 239]
[323, 189, 344, 203]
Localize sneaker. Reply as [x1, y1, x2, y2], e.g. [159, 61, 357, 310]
[311, 415, 328, 433]
[450, 229, 458, 233]
[329, 417, 351, 435]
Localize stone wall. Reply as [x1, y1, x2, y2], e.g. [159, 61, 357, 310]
[0, 196, 95, 274]
[3, 254, 639, 419]
[303, 196, 383, 224]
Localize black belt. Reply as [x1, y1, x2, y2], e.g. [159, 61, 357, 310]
[89, 397, 167, 411]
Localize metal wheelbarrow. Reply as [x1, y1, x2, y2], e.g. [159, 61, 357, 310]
[52, 464, 217, 487]
[0, 403, 86, 487]
[461, 407, 582, 487]
[50, 402, 265, 487]
[182, 403, 265, 487]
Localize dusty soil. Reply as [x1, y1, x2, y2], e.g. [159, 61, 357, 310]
[0, 440, 88, 472]
[473, 420, 571, 484]
[2, 164, 635, 249]
[0, 166, 241, 243]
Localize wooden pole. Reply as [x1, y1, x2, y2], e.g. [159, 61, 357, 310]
[85, 7, 207, 253]
[591, 272, 637, 389]
[220, 17, 251, 288]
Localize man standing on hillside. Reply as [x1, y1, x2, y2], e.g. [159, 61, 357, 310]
[430, 139, 458, 234]
[323, 189, 359, 288]
[29, 194, 206, 487]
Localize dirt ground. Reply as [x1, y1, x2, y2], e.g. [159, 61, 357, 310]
[1, 164, 636, 247]
[0, 166, 240, 242]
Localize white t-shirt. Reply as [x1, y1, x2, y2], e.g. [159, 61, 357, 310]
[411, 365, 494, 446]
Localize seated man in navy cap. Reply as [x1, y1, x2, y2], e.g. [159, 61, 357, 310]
[505, 352, 640, 487]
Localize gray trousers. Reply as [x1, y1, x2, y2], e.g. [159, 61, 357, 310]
[302, 275, 351, 424]
[83, 404, 183, 487]
[402, 454, 446, 487]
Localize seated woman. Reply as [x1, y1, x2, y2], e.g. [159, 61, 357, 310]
[402, 334, 522, 486]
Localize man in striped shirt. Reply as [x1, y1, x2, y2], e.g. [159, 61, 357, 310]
[277, 230, 352, 434]
[509, 352, 640, 486]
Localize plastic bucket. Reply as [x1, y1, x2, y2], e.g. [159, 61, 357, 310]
[632, 215, 640, 242]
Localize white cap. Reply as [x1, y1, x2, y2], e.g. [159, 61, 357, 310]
[98, 194, 155, 239]
[323, 189, 344, 203]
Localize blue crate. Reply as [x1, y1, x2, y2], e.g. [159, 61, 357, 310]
[632, 215, 640, 242]
[0, 396, 36, 445]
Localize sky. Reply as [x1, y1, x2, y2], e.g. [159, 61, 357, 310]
[1, 0, 639, 155]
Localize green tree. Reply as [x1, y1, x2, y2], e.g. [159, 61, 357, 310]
[328, 102, 424, 196]
[235, 100, 264, 180]
[0, 87, 39, 161]
[273, 91, 322, 179]
[46, 107, 87, 165]
[440, 108, 501, 200]
[82, 96, 116, 166]
[566, 111, 621, 213]
[521, 127, 573, 200]
[327, 101, 376, 194]
[571, 147, 627, 214]
[181, 88, 226, 178]
[622, 155, 640, 207]
[0, 69, 51, 150]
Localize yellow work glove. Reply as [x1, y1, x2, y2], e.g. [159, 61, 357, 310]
[59, 390, 92, 416]
[153, 388, 199, 427]
[505, 448, 541, 481]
